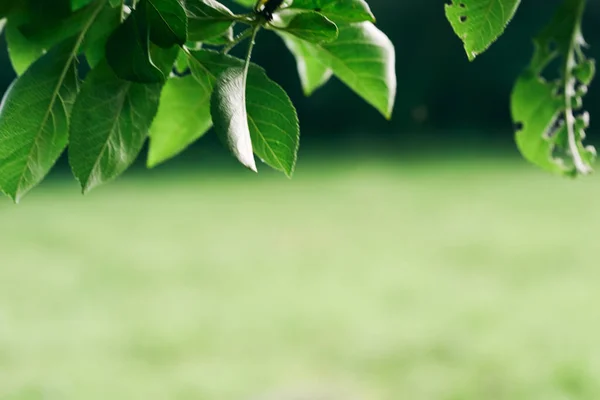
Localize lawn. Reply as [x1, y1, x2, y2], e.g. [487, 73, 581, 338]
[1, 156, 600, 400]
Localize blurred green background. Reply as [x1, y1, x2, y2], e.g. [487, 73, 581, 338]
[2, 1, 600, 399]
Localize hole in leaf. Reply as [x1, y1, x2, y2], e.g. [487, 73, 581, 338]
[459, 3, 466, 7]
[459, 15, 467, 22]
[513, 121, 524, 132]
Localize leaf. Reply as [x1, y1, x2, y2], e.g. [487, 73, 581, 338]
[244, 67, 300, 176]
[148, 75, 212, 167]
[445, 0, 521, 61]
[147, 0, 188, 48]
[511, 0, 595, 176]
[5, 9, 51, 75]
[82, 4, 122, 68]
[287, 22, 395, 119]
[106, 0, 166, 83]
[0, 40, 80, 202]
[72, 0, 95, 11]
[229, 0, 256, 8]
[271, 11, 338, 44]
[190, 50, 299, 175]
[211, 67, 257, 172]
[289, 0, 375, 23]
[0, 1, 106, 201]
[69, 61, 163, 192]
[184, 0, 235, 41]
[174, 48, 189, 73]
[278, 31, 332, 95]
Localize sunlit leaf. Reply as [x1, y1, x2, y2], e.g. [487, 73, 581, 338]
[148, 75, 213, 167]
[511, 0, 595, 175]
[445, 0, 521, 61]
[289, 0, 374, 23]
[278, 31, 332, 95]
[69, 61, 163, 192]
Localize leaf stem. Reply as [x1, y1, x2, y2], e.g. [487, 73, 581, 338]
[243, 25, 260, 78]
[223, 27, 254, 54]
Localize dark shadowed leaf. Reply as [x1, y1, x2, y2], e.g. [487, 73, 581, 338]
[184, 0, 235, 41]
[106, 0, 166, 83]
[147, 0, 188, 48]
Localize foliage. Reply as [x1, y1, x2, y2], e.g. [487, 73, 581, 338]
[446, 0, 595, 176]
[0, 0, 394, 201]
[0, 0, 595, 201]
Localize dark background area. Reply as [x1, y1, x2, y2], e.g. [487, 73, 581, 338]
[1, 0, 600, 155]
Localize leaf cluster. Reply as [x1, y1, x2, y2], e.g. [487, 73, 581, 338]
[0, 0, 396, 201]
[446, 0, 596, 176]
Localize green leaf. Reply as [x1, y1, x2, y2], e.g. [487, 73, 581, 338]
[511, 0, 595, 176]
[0, 1, 105, 201]
[229, 0, 255, 8]
[0, 19, 5, 35]
[148, 75, 213, 167]
[203, 27, 234, 45]
[72, 0, 95, 11]
[278, 31, 332, 95]
[271, 10, 338, 44]
[7, 0, 107, 74]
[69, 61, 163, 192]
[174, 48, 189, 73]
[0, 40, 80, 202]
[5, 9, 51, 75]
[445, 0, 521, 61]
[244, 67, 300, 176]
[211, 67, 257, 172]
[184, 0, 235, 41]
[106, 0, 166, 83]
[190, 50, 299, 175]
[287, 22, 395, 119]
[289, 0, 375, 23]
[82, 4, 122, 68]
[147, 0, 188, 48]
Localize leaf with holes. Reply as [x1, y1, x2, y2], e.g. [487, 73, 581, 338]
[511, 0, 595, 176]
[446, 0, 521, 61]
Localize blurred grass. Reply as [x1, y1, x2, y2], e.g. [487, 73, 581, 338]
[1, 157, 600, 400]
